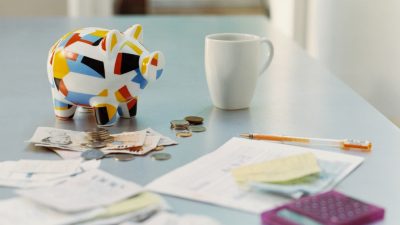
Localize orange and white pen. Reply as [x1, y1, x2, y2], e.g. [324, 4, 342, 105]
[240, 133, 372, 152]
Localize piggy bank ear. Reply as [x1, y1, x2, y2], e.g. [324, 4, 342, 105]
[102, 30, 122, 57]
[140, 51, 165, 81]
[124, 24, 143, 44]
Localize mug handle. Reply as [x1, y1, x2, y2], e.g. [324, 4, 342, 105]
[259, 37, 274, 76]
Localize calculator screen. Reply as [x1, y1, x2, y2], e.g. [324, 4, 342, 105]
[277, 209, 323, 225]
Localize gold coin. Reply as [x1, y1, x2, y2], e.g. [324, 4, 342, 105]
[184, 116, 204, 125]
[176, 131, 192, 138]
[154, 145, 164, 151]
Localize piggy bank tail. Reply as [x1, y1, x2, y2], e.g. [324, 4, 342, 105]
[139, 51, 165, 81]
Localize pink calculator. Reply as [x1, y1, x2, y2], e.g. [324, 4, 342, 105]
[261, 190, 384, 225]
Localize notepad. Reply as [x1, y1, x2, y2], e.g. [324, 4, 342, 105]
[231, 153, 320, 184]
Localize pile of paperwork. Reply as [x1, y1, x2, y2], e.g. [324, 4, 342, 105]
[147, 138, 364, 213]
[0, 169, 165, 225]
[0, 159, 99, 188]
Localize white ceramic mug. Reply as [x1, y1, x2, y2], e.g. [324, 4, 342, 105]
[205, 33, 274, 110]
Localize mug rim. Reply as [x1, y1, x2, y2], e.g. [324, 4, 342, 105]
[206, 33, 261, 43]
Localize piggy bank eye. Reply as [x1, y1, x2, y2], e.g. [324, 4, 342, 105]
[114, 53, 140, 75]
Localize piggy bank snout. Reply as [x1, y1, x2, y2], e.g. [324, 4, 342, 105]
[139, 51, 165, 81]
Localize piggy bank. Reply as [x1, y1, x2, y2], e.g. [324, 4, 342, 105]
[47, 24, 165, 126]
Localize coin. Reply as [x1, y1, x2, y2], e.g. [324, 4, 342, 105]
[189, 125, 206, 132]
[184, 116, 204, 125]
[170, 120, 189, 130]
[176, 131, 192, 138]
[151, 152, 171, 161]
[84, 141, 107, 148]
[113, 154, 135, 161]
[85, 128, 114, 145]
[81, 149, 105, 160]
[154, 145, 164, 151]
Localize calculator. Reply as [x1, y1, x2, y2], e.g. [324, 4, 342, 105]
[261, 190, 384, 225]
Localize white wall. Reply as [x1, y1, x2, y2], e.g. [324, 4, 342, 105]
[307, 0, 400, 123]
[0, 0, 67, 16]
[150, 0, 259, 8]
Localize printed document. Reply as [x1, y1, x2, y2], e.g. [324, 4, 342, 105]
[17, 169, 143, 213]
[147, 138, 364, 213]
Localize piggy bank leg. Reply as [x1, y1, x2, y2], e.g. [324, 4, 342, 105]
[90, 96, 119, 126]
[52, 98, 77, 120]
[92, 103, 118, 126]
[117, 97, 138, 118]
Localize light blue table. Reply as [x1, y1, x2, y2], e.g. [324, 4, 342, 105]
[0, 16, 398, 224]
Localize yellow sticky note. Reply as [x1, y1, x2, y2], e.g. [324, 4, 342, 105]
[97, 192, 161, 219]
[231, 153, 320, 184]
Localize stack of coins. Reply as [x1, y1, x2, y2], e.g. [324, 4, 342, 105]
[170, 115, 206, 138]
[84, 128, 114, 148]
[184, 116, 204, 125]
[170, 120, 190, 130]
[185, 116, 206, 133]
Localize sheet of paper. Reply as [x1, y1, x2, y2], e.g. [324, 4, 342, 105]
[97, 192, 162, 219]
[81, 205, 160, 225]
[14, 159, 82, 174]
[30, 127, 87, 151]
[232, 152, 320, 183]
[147, 138, 364, 213]
[51, 148, 82, 159]
[144, 128, 178, 146]
[121, 212, 221, 225]
[0, 159, 99, 188]
[17, 169, 144, 213]
[0, 197, 103, 225]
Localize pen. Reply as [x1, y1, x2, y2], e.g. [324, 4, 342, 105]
[240, 133, 372, 152]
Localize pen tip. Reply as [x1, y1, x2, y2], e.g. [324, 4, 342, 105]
[240, 133, 250, 138]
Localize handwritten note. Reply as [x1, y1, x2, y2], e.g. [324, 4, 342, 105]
[231, 152, 320, 184]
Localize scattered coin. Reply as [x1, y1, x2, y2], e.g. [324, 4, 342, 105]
[154, 145, 164, 151]
[81, 149, 105, 160]
[189, 125, 206, 133]
[184, 116, 204, 125]
[170, 120, 189, 130]
[151, 152, 171, 161]
[113, 154, 135, 161]
[104, 153, 120, 158]
[83, 141, 107, 148]
[176, 131, 192, 138]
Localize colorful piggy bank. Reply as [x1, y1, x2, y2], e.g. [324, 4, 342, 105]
[47, 24, 165, 126]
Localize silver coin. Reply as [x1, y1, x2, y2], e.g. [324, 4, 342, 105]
[189, 125, 206, 132]
[81, 149, 105, 160]
[170, 120, 189, 130]
[151, 152, 171, 161]
[113, 154, 135, 161]
[86, 141, 107, 148]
